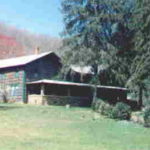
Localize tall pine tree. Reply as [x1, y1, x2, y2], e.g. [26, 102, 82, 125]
[61, 0, 135, 105]
[126, 0, 150, 107]
[61, 0, 134, 84]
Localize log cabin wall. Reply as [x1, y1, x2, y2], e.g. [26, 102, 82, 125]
[0, 67, 25, 102]
[25, 54, 61, 82]
[97, 87, 127, 104]
[0, 53, 61, 103]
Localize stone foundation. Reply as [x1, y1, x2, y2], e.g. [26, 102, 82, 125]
[28, 94, 92, 107]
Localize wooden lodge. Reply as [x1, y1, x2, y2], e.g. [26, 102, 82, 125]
[26, 79, 127, 107]
[0, 51, 128, 107]
[0, 51, 61, 102]
[27, 79, 93, 107]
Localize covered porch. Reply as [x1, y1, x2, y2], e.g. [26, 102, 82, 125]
[26, 79, 93, 107]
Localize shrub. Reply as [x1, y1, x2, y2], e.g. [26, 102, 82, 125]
[92, 100, 102, 111]
[98, 101, 112, 116]
[111, 102, 131, 120]
[93, 100, 132, 120]
[0, 88, 9, 103]
[92, 99, 113, 117]
[145, 100, 150, 107]
[144, 107, 150, 127]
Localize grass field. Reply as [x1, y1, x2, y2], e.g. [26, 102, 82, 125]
[0, 104, 150, 150]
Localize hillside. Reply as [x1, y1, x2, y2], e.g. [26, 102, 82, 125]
[0, 22, 62, 59]
[0, 104, 149, 150]
[0, 34, 25, 59]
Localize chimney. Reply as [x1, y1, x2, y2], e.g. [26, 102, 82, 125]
[35, 47, 40, 55]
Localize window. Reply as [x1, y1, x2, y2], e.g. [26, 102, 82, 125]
[0, 74, 6, 80]
[10, 83, 20, 96]
[0, 74, 3, 80]
[15, 72, 19, 78]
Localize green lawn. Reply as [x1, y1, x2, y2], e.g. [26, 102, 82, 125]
[0, 104, 149, 150]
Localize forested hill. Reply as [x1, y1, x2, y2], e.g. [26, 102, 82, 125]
[0, 34, 25, 59]
[0, 22, 62, 59]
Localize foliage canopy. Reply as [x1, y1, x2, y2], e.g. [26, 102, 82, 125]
[61, 0, 150, 105]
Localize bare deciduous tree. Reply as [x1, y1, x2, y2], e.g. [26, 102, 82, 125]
[0, 22, 62, 59]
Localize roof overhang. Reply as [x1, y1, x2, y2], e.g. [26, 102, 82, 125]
[27, 79, 92, 87]
[70, 65, 95, 75]
[27, 79, 127, 91]
[0, 51, 59, 69]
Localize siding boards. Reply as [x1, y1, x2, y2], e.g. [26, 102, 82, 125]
[26, 54, 61, 82]
[0, 67, 25, 102]
[0, 53, 61, 103]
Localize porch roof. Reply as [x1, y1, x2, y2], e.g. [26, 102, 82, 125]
[0, 51, 54, 69]
[27, 79, 127, 91]
[27, 79, 92, 87]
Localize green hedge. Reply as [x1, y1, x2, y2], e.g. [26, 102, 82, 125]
[144, 107, 150, 127]
[93, 99, 131, 120]
[43, 95, 92, 107]
[110, 102, 131, 120]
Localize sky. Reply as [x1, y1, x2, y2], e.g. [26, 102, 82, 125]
[0, 0, 63, 37]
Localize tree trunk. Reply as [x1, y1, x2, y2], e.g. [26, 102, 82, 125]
[91, 65, 98, 109]
[138, 86, 143, 109]
[91, 85, 97, 109]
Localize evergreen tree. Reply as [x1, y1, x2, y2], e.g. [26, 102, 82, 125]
[61, 0, 133, 82]
[126, 0, 150, 107]
[61, 0, 134, 105]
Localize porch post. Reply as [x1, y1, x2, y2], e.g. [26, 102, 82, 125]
[41, 84, 45, 96]
[67, 87, 71, 96]
[41, 84, 45, 105]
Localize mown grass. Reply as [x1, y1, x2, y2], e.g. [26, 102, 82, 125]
[0, 103, 149, 150]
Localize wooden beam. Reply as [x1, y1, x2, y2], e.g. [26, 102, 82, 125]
[67, 87, 71, 96]
[41, 84, 45, 96]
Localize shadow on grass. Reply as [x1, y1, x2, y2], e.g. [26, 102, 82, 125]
[0, 104, 23, 111]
